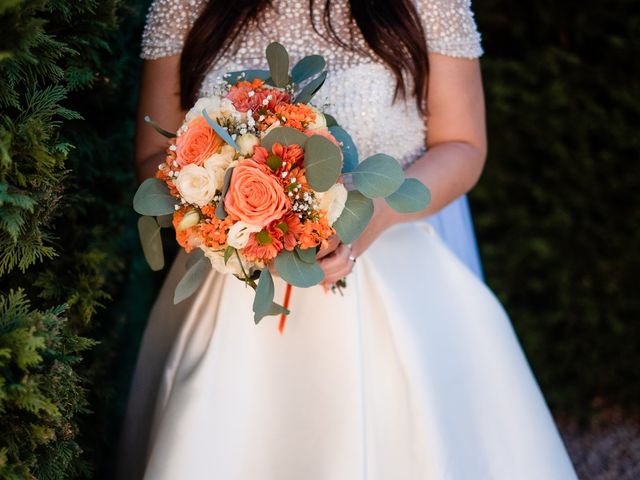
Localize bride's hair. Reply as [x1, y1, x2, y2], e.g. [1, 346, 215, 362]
[180, 0, 430, 113]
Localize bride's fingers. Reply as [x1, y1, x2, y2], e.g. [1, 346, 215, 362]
[318, 244, 354, 284]
[316, 235, 341, 260]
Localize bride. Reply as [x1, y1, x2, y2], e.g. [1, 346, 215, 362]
[118, 0, 578, 478]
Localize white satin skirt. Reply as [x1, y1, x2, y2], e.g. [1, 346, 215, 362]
[117, 219, 577, 480]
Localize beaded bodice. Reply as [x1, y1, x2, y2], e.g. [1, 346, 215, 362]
[141, 0, 483, 166]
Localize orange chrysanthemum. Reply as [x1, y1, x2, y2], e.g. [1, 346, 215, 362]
[276, 103, 316, 131]
[243, 228, 284, 262]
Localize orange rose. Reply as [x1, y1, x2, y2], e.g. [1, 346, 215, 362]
[224, 159, 290, 227]
[175, 116, 223, 167]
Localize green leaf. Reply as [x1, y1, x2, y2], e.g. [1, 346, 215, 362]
[262, 126, 308, 152]
[296, 246, 316, 264]
[133, 178, 178, 216]
[253, 268, 275, 323]
[202, 109, 240, 151]
[385, 178, 432, 213]
[324, 113, 338, 127]
[333, 191, 374, 244]
[223, 69, 270, 85]
[144, 115, 176, 138]
[291, 55, 326, 84]
[303, 134, 342, 192]
[138, 216, 164, 271]
[186, 248, 205, 269]
[174, 255, 210, 304]
[329, 125, 358, 173]
[216, 167, 234, 219]
[156, 214, 173, 228]
[266, 42, 290, 87]
[351, 153, 404, 198]
[294, 71, 327, 104]
[274, 249, 324, 288]
[224, 246, 235, 264]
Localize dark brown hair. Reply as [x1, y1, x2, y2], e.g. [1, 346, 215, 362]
[179, 0, 429, 113]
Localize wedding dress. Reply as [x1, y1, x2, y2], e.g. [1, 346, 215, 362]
[117, 0, 578, 478]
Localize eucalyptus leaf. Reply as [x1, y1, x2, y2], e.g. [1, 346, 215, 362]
[384, 178, 432, 213]
[332, 190, 374, 244]
[329, 126, 358, 173]
[266, 42, 290, 87]
[324, 113, 338, 128]
[133, 178, 178, 216]
[223, 69, 270, 85]
[144, 115, 176, 138]
[296, 246, 317, 264]
[156, 214, 173, 228]
[253, 268, 275, 323]
[274, 249, 324, 288]
[215, 167, 232, 219]
[294, 71, 327, 104]
[291, 55, 326, 84]
[201, 109, 240, 151]
[303, 134, 342, 192]
[262, 126, 308, 152]
[174, 256, 210, 304]
[351, 153, 404, 198]
[186, 248, 205, 269]
[138, 216, 164, 271]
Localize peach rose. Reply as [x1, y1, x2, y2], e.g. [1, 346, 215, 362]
[175, 116, 223, 167]
[224, 159, 290, 228]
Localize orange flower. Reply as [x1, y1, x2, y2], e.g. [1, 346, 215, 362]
[175, 116, 223, 167]
[273, 214, 304, 251]
[172, 209, 197, 252]
[224, 159, 290, 227]
[198, 216, 234, 250]
[227, 78, 265, 112]
[272, 143, 305, 169]
[243, 228, 283, 262]
[298, 216, 334, 250]
[276, 103, 316, 131]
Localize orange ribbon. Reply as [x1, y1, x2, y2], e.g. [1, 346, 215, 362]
[278, 283, 293, 334]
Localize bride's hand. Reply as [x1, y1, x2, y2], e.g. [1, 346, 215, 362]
[318, 199, 398, 285]
[316, 234, 341, 260]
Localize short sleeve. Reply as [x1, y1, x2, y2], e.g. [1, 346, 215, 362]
[417, 0, 484, 59]
[140, 0, 207, 59]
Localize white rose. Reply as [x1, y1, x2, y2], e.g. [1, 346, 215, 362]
[203, 247, 254, 277]
[236, 133, 260, 156]
[227, 221, 261, 249]
[175, 163, 217, 207]
[185, 96, 238, 124]
[203, 146, 235, 191]
[317, 183, 348, 225]
[308, 106, 327, 130]
[177, 209, 200, 230]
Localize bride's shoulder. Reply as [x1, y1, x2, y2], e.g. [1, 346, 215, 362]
[413, 0, 484, 59]
[140, 0, 208, 60]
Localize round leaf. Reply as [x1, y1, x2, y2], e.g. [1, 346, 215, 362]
[303, 134, 342, 192]
[262, 126, 308, 152]
[351, 153, 404, 198]
[174, 255, 210, 304]
[385, 178, 432, 213]
[274, 250, 324, 288]
[138, 216, 164, 271]
[266, 42, 290, 87]
[202, 110, 240, 151]
[296, 246, 317, 264]
[332, 191, 374, 244]
[291, 55, 326, 84]
[329, 126, 358, 173]
[133, 178, 178, 216]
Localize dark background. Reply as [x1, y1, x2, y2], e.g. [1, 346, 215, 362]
[0, 0, 638, 478]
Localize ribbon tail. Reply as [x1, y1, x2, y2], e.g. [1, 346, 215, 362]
[278, 283, 293, 334]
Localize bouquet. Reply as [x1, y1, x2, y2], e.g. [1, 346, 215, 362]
[133, 42, 430, 331]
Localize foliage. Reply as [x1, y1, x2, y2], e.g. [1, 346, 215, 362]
[473, 0, 640, 415]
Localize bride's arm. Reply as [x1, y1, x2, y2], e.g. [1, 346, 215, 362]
[135, 56, 186, 181]
[319, 53, 487, 283]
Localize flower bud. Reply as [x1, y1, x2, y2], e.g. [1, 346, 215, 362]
[178, 209, 200, 230]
